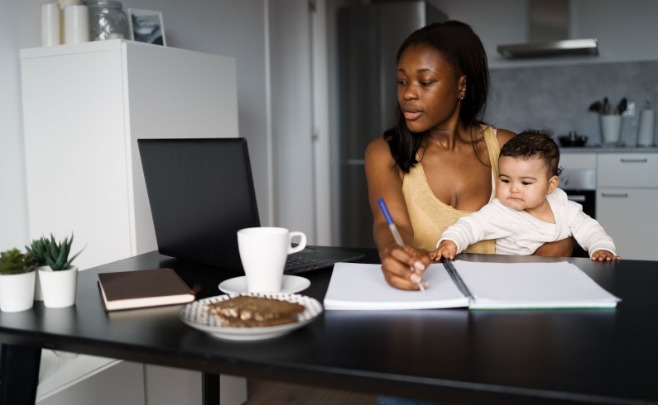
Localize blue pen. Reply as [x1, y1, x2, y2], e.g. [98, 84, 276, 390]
[377, 197, 426, 292]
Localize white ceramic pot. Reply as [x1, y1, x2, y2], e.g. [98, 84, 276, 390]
[34, 265, 50, 301]
[600, 115, 622, 145]
[39, 265, 78, 308]
[0, 271, 36, 312]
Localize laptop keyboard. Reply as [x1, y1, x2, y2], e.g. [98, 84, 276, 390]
[284, 247, 365, 274]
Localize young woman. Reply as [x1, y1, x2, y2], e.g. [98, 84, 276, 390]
[365, 21, 571, 291]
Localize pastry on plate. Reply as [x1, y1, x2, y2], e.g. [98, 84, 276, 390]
[207, 295, 305, 327]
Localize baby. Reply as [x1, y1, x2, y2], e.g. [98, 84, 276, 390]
[432, 130, 620, 262]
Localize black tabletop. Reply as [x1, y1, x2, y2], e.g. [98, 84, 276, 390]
[0, 249, 657, 405]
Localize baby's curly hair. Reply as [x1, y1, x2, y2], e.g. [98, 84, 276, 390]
[500, 130, 561, 177]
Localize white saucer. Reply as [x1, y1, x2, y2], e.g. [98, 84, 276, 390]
[218, 275, 310, 295]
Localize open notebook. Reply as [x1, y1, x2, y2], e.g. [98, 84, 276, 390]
[324, 261, 621, 310]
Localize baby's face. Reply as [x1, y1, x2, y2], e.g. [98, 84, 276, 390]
[496, 156, 555, 212]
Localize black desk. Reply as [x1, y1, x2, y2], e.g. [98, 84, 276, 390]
[1, 249, 657, 405]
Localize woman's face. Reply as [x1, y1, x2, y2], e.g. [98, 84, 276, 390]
[396, 44, 465, 133]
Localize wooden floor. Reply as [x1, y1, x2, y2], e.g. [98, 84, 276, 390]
[245, 379, 377, 404]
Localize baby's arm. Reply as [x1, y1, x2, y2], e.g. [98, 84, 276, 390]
[590, 249, 621, 262]
[434, 201, 513, 260]
[565, 199, 618, 260]
[431, 240, 458, 261]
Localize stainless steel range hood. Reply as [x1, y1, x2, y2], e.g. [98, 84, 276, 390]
[497, 0, 598, 59]
[498, 39, 598, 59]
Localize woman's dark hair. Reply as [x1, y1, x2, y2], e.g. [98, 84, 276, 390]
[500, 129, 562, 177]
[385, 20, 490, 172]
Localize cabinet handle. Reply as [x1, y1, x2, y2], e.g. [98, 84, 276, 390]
[601, 193, 629, 198]
[620, 158, 648, 163]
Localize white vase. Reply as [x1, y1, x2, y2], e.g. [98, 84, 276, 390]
[39, 265, 78, 308]
[0, 271, 36, 312]
[600, 115, 622, 145]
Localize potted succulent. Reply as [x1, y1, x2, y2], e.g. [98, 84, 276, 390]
[38, 234, 83, 308]
[26, 236, 49, 301]
[0, 248, 37, 312]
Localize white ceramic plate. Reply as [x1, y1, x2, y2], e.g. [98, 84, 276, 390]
[179, 293, 323, 341]
[218, 275, 310, 295]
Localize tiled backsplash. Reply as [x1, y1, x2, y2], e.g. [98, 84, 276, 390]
[486, 61, 658, 147]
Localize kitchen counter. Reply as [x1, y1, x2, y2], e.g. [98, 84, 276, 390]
[560, 146, 658, 153]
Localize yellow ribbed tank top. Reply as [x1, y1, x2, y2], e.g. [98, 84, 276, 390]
[402, 125, 500, 253]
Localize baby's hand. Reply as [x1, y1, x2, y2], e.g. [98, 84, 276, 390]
[590, 250, 621, 262]
[431, 241, 458, 261]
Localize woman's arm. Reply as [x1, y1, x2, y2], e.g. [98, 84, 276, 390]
[364, 137, 430, 290]
[533, 237, 574, 257]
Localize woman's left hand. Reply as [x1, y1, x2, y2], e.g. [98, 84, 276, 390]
[534, 237, 574, 257]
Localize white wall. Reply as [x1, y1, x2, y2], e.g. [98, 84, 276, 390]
[0, 1, 30, 250]
[269, 0, 315, 237]
[135, 0, 273, 226]
[0, 0, 271, 252]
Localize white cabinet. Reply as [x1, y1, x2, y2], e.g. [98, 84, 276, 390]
[560, 153, 597, 171]
[21, 40, 244, 405]
[597, 154, 658, 188]
[597, 153, 658, 260]
[560, 151, 658, 260]
[20, 40, 238, 269]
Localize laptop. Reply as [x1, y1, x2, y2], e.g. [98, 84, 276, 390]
[137, 137, 363, 273]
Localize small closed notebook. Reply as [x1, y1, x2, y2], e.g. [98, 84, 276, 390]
[98, 268, 196, 311]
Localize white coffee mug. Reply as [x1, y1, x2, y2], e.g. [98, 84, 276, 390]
[237, 227, 307, 293]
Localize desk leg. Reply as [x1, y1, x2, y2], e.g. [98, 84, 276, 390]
[202, 372, 219, 405]
[0, 344, 41, 405]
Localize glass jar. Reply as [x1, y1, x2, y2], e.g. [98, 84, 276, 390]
[84, 0, 130, 41]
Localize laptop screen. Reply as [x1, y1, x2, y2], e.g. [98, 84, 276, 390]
[137, 138, 260, 272]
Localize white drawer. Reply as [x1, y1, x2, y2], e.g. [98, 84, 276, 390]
[560, 153, 596, 171]
[597, 188, 658, 260]
[597, 154, 658, 188]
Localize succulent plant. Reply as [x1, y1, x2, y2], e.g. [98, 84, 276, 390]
[25, 236, 49, 266]
[0, 248, 37, 275]
[44, 234, 83, 271]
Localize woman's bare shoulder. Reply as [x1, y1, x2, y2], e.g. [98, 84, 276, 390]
[365, 136, 392, 161]
[496, 128, 516, 147]
[365, 135, 403, 180]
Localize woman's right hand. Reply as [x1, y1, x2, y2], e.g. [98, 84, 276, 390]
[379, 242, 431, 291]
[365, 136, 430, 290]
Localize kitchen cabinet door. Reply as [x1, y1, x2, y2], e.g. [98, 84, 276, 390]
[597, 188, 658, 261]
[21, 40, 237, 270]
[560, 153, 597, 171]
[597, 154, 658, 188]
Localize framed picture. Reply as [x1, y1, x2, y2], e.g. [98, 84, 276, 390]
[127, 9, 166, 46]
